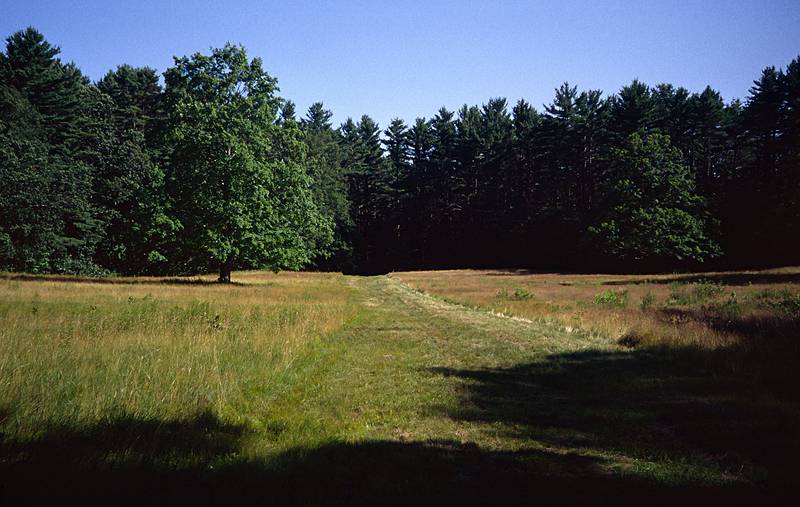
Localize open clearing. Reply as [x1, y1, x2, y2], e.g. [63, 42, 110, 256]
[1, 269, 798, 504]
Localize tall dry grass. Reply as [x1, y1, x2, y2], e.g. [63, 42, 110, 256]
[0, 272, 355, 443]
[394, 268, 800, 388]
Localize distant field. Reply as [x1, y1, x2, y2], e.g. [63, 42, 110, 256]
[2, 269, 798, 503]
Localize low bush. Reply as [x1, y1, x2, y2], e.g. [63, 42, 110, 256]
[594, 289, 628, 308]
[772, 291, 800, 316]
[667, 280, 724, 306]
[707, 292, 742, 321]
[497, 288, 533, 301]
[640, 292, 656, 310]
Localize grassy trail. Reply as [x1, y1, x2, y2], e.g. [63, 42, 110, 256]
[261, 275, 786, 500]
[294, 274, 612, 444]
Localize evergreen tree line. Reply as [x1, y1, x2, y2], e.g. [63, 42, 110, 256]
[1, 28, 798, 277]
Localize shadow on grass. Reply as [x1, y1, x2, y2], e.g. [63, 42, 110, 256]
[484, 269, 539, 276]
[654, 308, 800, 392]
[602, 272, 800, 286]
[430, 347, 799, 495]
[1, 415, 761, 506]
[480, 270, 800, 287]
[657, 307, 800, 343]
[0, 273, 246, 286]
[2, 353, 796, 504]
[0, 410, 245, 465]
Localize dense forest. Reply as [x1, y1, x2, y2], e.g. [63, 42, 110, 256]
[1, 28, 798, 278]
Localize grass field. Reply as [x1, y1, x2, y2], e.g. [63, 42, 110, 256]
[395, 267, 800, 389]
[1, 269, 798, 504]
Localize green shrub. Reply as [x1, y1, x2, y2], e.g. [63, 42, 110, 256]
[708, 292, 741, 320]
[50, 256, 114, 277]
[751, 288, 784, 301]
[640, 292, 656, 310]
[693, 279, 724, 300]
[666, 283, 692, 306]
[512, 288, 533, 300]
[497, 287, 533, 301]
[594, 289, 628, 308]
[771, 292, 800, 316]
[667, 280, 724, 306]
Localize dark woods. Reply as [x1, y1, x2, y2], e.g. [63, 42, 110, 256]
[2, 28, 798, 277]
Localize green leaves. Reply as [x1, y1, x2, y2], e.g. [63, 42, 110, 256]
[589, 132, 719, 263]
[0, 29, 105, 273]
[1, 27, 797, 275]
[163, 45, 329, 280]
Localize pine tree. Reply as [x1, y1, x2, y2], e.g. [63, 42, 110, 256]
[686, 86, 726, 192]
[301, 102, 352, 269]
[338, 115, 392, 270]
[610, 79, 654, 142]
[0, 28, 104, 273]
[383, 118, 411, 185]
[93, 66, 176, 274]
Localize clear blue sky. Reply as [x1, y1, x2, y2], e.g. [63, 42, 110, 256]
[3, 0, 799, 129]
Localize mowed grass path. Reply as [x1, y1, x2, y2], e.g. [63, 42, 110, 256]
[1, 272, 796, 504]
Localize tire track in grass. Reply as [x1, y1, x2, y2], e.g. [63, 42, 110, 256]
[383, 274, 618, 356]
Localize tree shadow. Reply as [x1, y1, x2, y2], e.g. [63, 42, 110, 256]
[0, 406, 766, 505]
[0, 273, 246, 286]
[476, 269, 800, 287]
[1, 410, 246, 466]
[429, 347, 800, 495]
[602, 272, 800, 286]
[484, 269, 538, 276]
[652, 308, 800, 393]
[0, 410, 247, 505]
[657, 307, 800, 342]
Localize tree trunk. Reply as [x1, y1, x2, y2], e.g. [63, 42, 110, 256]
[218, 260, 232, 283]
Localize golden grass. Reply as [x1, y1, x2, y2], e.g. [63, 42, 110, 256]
[393, 267, 800, 380]
[0, 271, 355, 441]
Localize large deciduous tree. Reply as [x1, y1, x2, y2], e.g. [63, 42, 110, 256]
[163, 44, 330, 282]
[589, 132, 719, 264]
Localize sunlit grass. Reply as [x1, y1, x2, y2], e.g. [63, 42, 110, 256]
[393, 267, 800, 384]
[0, 272, 356, 460]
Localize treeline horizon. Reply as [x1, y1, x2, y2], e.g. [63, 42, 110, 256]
[1, 27, 798, 278]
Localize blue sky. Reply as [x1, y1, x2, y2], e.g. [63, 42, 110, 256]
[2, 1, 799, 129]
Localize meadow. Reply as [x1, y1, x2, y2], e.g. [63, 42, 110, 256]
[0, 272, 357, 457]
[395, 267, 800, 389]
[1, 269, 799, 504]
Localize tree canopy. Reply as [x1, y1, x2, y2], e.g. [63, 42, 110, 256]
[589, 132, 718, 264]
[163, 44, 330, 281]
[1, 28, 798, 277]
